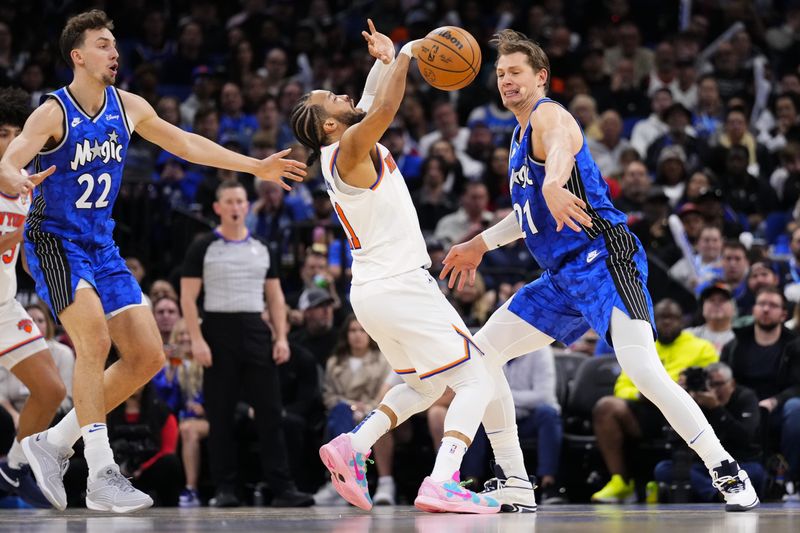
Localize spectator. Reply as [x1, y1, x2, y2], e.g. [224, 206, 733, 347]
[149, 279, 179, 304]
[646, 42, 678, 97]
[587, 110, 632, 178]
[608, 58, 650, 120]
[413, 156, 457, 235]
[162, 20, 208, 86]
[770, 336, 800, 487]
[218, 82, 258, 151]
[381, 121, 423, 187]
[758, 93, 800, 154]
[418, 101, 470, 158]
[717, 241, 751, 309]
[672, 59, 699, 111]
[591, 299, 718, 503]
[631, 88, 673, 158]
[246, 179, 310, 246]
[428, 138, 474, 192]
[647, 103, 707, 173]
[688, 283, 737, 353]
[739, 261, 781, 322]
[709, 107, 770, 179]
[153, 296, 182, 345]
[717, 145, 779, 229]
[467, 90, 517, 146]
[654, 362, 764, 501]
[629, 186, 680, 267]
[434, 182, 493, 249]
[289, 288, 339, 368]
[692, 75, 724, 140]
[180, 66, 216, 129]
[483, 146, 512, 208]
[778, 227, 800, 302]
[254, 95, 294, 150]
[316, 316, 394, 505]
[604, 22, 654, 86]
[568, 94, 602, 141]
[669, 225, 724, 294]
[449, 272, 494, 329]
[654, 145, 690, 207]
[721, 288, 797, 402]
[107, 384, 182, 506]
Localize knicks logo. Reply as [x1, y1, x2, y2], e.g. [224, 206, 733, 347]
[17, 319, 34, 334]
[69, 130, 123, 171]
[384, 153, 397, 173]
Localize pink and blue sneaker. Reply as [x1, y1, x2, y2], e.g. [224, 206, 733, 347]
[318, 434, 372, 510]
[414, 472, 501, 514]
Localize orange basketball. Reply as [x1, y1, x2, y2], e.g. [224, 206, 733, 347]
[416, 26, 481, 91]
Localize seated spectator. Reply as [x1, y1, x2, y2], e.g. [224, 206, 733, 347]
[630, 88, 672, 157]
[587, 110, 632, 178]
[647, 103, 707, 175]
[591, 299, 718, 503]
[483, 147, 512, 209]
[412, 156, 457, 235]
[25, 303, 74, 414]
[716, 241, 750, 311]
[738, 261, 780, 321]
[692, 75, 724, 140]
[613, 160, 651, 221]
[771, 337, 800, 488]
[153, 296, 182, 345]
[107, 384, 182, 506]
[717, 145, 779, 230]
[245, 179, 310, 245]
[777, 227, 800, 303]
[688, 283, 737, 353]
[669, 225, 724, 295]
[654, 145, 689, 207]
[467, 91, 517, 146]
[434, 182, 493, 248]
[430, 137, 481, 186]
[418, 101, 470, 158]
[758, 93, 800, 154]
[149, 279, 179, 304]
[289, 288, 339, 368]
[568, 94, 602, 141]
[654, 362, 764, 501]
[709, 107, 771, 179]
[316, 316, 393, 505]
[449, 272, 494, 329]
[465, 347, 564, 503]
[381, 121, 423, 188]
[608, 58, 650, 119]
[629, 187, 681, 267]
[218, 81, 258, 151]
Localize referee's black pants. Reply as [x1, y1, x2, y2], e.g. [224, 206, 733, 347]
[202, 312, 293, 494]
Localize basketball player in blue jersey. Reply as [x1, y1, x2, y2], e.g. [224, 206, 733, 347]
[442, 29, 759, 512]
[0, 10, 305, 513]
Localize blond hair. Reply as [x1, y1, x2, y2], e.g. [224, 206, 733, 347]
[490, 29, 551, 93]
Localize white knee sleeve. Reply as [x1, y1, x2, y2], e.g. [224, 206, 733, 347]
[473, 298, 554, 367]
[430, 357, 495, 440]
[381, 376, 446, 426]
[610, 308, 709, 442]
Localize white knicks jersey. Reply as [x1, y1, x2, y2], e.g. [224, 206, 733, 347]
[320, 141, 430, 285]
[0, 192, 30, 304]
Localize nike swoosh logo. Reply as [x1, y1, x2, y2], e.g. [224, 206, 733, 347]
[353, 458, 365, 481]
[0, 467, 20, 488]
[689, 428, 705, 445]
[88, 424, 106, 433]
[444, 487, 472, 500]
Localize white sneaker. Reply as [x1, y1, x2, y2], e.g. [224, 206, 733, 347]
[710, 460, 759, 512]
[21, 431, 74, 511]
[85, 464, 153, 513]
[373, 477, 395, 506]
[314, 481, 347, 506]
[479, 464, 537, 513]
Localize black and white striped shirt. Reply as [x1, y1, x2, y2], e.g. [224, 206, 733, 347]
[182, 230, 278, 313]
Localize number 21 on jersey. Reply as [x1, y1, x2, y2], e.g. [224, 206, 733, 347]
[334, 203, 361, 250]
[513, 199, 538, 236]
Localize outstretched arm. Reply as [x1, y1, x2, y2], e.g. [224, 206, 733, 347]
[0, 100, 60, 196]
[122, 91, 306, 190]
[533, 104, 592, 232]
[337, 22, 420, 175]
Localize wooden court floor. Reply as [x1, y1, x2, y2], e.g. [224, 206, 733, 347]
[0, 503, 797, 533]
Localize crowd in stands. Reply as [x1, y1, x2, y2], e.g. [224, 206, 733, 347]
[2, 0, 800, 507]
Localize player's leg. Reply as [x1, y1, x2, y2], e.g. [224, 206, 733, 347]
[10, 351, 65, 440]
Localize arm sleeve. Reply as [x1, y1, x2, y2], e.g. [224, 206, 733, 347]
[138, 414, 179, 472]
[356, 58, 394, 112]
[481, 211, 524, 249]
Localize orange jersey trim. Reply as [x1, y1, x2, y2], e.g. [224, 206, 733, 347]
[334, 203, 362, 249]
[369, 145, 386, 190]
[0, 335, 44, 357]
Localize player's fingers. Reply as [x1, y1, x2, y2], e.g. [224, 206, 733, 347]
[367, 18, 377, 34]
[30, 165, 56, 185]
[555, 219, 564, 232]
[564, 217, 582, 233]
[440, 261, 454, 280]
[278, 180, 293, 192]
[448, 268, 463, 290]
[273, 148, 292, 158]
[469, 268, 476, 286]
[362, 31, 372, 44]
[281, 167, 306, 180]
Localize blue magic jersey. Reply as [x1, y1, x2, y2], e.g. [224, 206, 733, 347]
[26, 86, 131, 246]
[509, 98, 628, 271]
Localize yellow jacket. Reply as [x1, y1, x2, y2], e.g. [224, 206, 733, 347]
[614, 331, 719, 400]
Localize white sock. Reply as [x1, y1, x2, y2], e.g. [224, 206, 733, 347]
[348, 410, 391, 455]
[47, 409, 81, 449]
[81, 423, 115, 481]
[689, 426, 735, 470]
[487, 426, 529, 481]
[377, 475, 394, 487]
[431, 436, 467, 482]
[7, 439, 27, 469]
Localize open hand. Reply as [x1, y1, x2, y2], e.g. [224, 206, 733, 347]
[541, 182, 592, 232]
[361, 19, 394, 64]
[440, 236, 488, 290]
[2, 165, 55, 197]
[254, 148, 306, 191]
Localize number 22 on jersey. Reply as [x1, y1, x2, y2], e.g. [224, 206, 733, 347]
[75, 172, 112, 209]
[334, 203, 361, 250]
[513, 199, 538, 236]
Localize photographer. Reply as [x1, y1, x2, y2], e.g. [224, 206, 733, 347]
[654, 362, 764, 501]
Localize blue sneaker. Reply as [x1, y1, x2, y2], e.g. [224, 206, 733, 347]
[179, 487, 201, 508]
[0, 461, 52, 508]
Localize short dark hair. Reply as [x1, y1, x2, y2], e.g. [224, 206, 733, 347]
[0, 87, 31, 129]
[215, 179, 246, 200]
[59, 10, 114, 69]
[755, 286, 786, 309]
[722, 240, 747, 255]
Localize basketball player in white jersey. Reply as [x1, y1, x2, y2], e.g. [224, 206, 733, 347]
[0, 88, 67, 508]
[290, 21, 500, 513]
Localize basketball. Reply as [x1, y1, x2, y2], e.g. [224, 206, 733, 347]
[416, 26, 481, 91]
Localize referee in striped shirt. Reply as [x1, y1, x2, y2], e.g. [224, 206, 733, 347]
[180, 180, 312, 507]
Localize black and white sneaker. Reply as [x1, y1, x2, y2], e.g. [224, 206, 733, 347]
[479, 463, 537, 513]
[711, 460, 759, 512]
